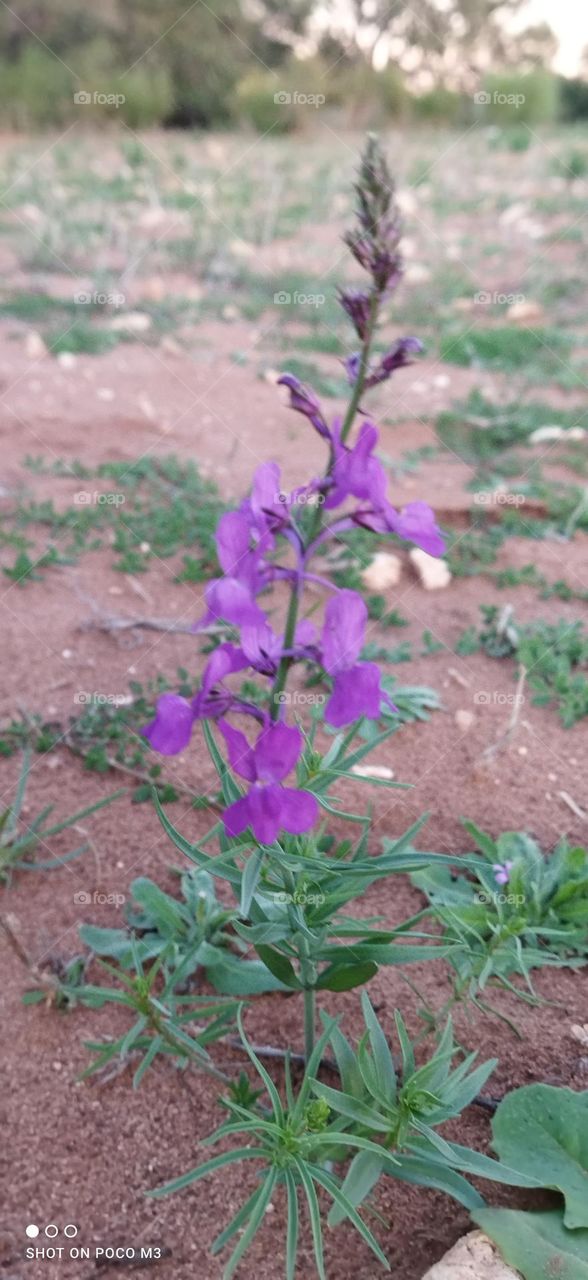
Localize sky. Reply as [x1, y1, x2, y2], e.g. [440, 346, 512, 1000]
[516, 0, 588, 74]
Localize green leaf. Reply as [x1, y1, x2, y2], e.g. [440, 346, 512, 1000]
[240, 847, 264, 916]
[254, 944, 301, 990]
[492, 1084, 588, 1228]
[328, 1150, 384, 1227]
[148, 1146, 266, 1197]
[316, 960, 378, 991]
[474, 1208, 588, 1280]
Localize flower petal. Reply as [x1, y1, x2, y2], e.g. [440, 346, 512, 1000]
[215, 511, 251, 575]
[205, 577, 266, 627]
[276, 786, 319, 834]
[325, 663, 383, 727]
[322, 589, 367, 674]
[218, 720, 257, 782]
[254, 721, 303, 784]
[142, 693, 195, 755]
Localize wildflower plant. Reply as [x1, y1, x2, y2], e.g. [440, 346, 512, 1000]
[139, 138, 524, 1274]
[410, 821, 588, 1022]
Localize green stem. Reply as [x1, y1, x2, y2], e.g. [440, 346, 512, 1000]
[303, 986, 316, 1061]
[269, 580, 301, 720]
[339, 291, 380, 445]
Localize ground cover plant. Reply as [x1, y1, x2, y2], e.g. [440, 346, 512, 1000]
[2, 118, 588, 1280]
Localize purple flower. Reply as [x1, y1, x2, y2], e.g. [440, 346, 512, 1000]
[142, 644, 250, 755]
[241, 618, 316, 678]
[360, 500, 446, 558]
[246, 461, 290, 540]
[323, 421, 386, 511]
[197, 509, 268, 630]
[278, 374, 330, 439]
[321, 589, 396, 728]
[219, 720, 318, 844]
[365, 337, 423, 388]
[338, 288, 372, 340]
[493, 860, 514, 886]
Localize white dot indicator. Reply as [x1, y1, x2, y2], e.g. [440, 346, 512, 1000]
[26, 1225, 39, 1239]
[45, 1225, 59, 1238]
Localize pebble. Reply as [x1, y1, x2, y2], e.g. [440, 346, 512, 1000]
[409, 548, 452, 590]
[361, 551, 402, 591]
[57, 351, 77, 370]
[61, 649, 73, 659]
[24, 331, 48, 359]
[455, 709, 475, 732]
[351, 764, 394, 780]
[517, 746, 528, 756]
[109, 311, 152, 333]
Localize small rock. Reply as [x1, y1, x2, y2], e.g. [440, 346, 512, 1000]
[24, 331, 48, 360]
[57, 351, 77, 370]
[570, 1023, 588, 1048]
[455, 709, 475, 732]
[421, 1229, 522, 1279]
[160, 335, 183, 357]
[361, 552, 402, 591]
[506, 300, 545, 324]
[528, 425, 564, 444]
[404, 263, 431, 284]
[61, 649, 73, 659]
[351, 764, 394, 780]
[517, 746, 528, 756]
[410, 548, 452, 590]
[109, 311, 152, 333]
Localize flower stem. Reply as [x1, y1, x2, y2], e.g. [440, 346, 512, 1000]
[339, 291, 380, 445]
[269, 579, 301, 719]
[303, 986, 316, 1061]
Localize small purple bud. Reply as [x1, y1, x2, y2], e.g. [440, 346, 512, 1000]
[278, 373, 330, 439]
[338, 288, 372, 341]
[492, 860, 514, 886]
[365, 337, 423, 388]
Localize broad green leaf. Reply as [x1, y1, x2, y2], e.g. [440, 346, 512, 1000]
[474, 1208, 588, 1280]
[492, 1085, 588, 1228]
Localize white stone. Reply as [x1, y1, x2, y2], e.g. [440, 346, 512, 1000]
[361, 552, 402, 591]
[421, 1230, 522, 1279]
[109, 311, 152, 333]
[351, 764, 394, 780]
[410, 548, 452, 590]
[455, 709, 475, 732]
[24, 331, 48, 359]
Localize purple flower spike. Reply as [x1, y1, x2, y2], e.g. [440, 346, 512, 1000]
[493, 860, 514, 886]
[219, 720, 318, 845]
[322, 589, 396, 728]
[278, 374, 330, 439]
